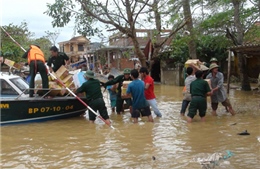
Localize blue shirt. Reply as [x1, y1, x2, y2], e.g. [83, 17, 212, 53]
[126, 79, 148, 109]
[107, 85, 117, 101]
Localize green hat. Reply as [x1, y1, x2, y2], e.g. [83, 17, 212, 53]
[123, 68, 131, 74]
[84, 70, 95, 78]
[210, 57, 218, 62]
[209, 63, 219, 71]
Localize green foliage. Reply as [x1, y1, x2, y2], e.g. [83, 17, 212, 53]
[166, 34, 189, 63]
[162, 34, 231, 65]
[45, 0, 99, 37]
[1, 22, 34, 62]
[196, 35, 232, 62]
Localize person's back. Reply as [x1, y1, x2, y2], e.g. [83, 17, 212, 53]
[185, 75, 196, 93]
[190, 79, 210, 97]
[22, 44, 49, 97]
[180, 67, 196, 115]
[187, 70, 211, 123]
[79, 78, 103, 101]
[126, 69, 153, 123]
[128, 79, 147, 109]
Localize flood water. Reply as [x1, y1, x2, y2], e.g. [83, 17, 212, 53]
[1, 85, 260, 169]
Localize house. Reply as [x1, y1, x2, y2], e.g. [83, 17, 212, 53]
[94, 29, 173, 79]
[58, 36, 90, 63]
[229, 20, 260, 79]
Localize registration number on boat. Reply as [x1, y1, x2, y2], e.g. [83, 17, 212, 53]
[28, 105, 74, 114]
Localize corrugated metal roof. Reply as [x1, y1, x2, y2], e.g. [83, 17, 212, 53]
[228, 44, 260, 56]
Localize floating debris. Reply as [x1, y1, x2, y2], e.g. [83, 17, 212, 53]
[197, 150, 234, 169]
[237, 130, 250, 135]
[152, 156, 156, 160]
[230, 122, 237, 126]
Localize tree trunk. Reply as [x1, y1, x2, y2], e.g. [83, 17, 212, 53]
[152, 0, 162, 59]
[182, 0, 197, 59]
[232, 0, 251, 91]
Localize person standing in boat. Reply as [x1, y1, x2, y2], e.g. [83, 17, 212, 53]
[47, 46, 70, 73]
[103, 68, 133, 114]
[22, 44, 49, 97]
[76, 70, 111, 125]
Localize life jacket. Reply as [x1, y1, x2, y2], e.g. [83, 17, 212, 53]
[27, 45, 45, 64]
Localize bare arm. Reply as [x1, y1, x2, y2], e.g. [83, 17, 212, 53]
[49, 67, 53, 73]
[144, 83, 150, 90]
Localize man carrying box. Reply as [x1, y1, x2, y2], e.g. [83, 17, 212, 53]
[76, 70, 111, 124]
[47, 46, 69, 73]
[103, 68, 133, 114]
[124, 69, 153, 123]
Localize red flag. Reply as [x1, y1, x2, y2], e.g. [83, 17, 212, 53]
[143, 39, 153, 60]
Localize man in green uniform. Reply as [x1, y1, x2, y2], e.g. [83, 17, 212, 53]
[187, 70, 212, 123]
[47, 46, 69, 73]
[103, 68, 133, 114]
[76, 70, 111, 125]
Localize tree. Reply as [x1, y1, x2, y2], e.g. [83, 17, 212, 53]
[45, 30, 60, 46]
[231, 0, 251, 91]
[182, 0, 197, 59]
[33, 37, 52, 60]
[0, 22, 34, 62]
[45, 0, 187, 66]
[198, 0, 259, 90]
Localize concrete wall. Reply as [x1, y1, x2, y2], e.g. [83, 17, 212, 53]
[161, 66, 184, 86]
[110, 58, 134, 70]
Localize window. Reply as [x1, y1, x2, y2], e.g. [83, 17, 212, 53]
[70, 45, 74, 52]
[78, 44, 84, 51]
[10, 77, 29, 94]
[0, 79, 19, 95]
[136, 32, 148, 37]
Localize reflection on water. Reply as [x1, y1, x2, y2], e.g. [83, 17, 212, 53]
[1, 85, 260, 169]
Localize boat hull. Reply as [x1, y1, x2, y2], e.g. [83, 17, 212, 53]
[1, 97, 88, 125]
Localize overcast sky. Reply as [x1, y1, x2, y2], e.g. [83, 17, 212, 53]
[1, 0, 104, 45]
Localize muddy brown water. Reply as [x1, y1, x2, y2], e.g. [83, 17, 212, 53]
[1, 85, 260, 169]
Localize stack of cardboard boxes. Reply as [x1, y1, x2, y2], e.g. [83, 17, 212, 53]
[37, 65, 76, 97]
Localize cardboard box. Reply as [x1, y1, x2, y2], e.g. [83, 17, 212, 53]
[121, 81, 131, 96]
[13, 63, 22, 69]
[122, 81, 131, 88]
[185, 59, 200, 68]
[55, 65, 69, 79]
[62, 75, 73, 86]
[204, 79, 212, 90]
[4, 58, 15, 67]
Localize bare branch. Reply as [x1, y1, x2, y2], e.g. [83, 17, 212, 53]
[79, 1, 127, 34]
[113, 0, 129, 23]
[133, 0, 150, 25]
[158, 20, 188, 47]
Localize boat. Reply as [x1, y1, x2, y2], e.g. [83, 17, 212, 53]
[0, 72, 88, 125]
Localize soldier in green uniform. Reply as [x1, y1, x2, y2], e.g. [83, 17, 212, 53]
[76, 70, 111, 125]
[47, 46, 69, 73]
[104, 68, 133, 114]
[187, 70, 212, 123]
